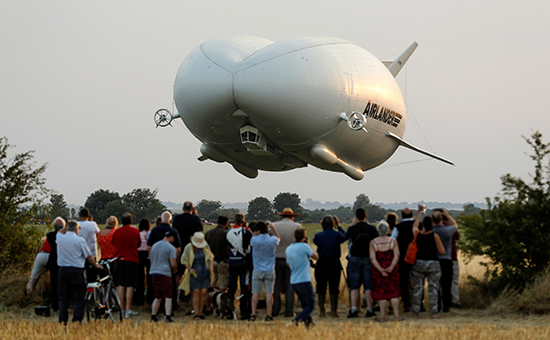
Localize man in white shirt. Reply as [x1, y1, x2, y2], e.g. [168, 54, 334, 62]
[57, 220, 102, 324]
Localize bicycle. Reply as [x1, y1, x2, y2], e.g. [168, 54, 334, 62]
[85, 257, 123, 322]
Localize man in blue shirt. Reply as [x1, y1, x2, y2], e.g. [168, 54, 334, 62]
[286, 228, 319, 328]
[249, 221, 280, 321]
[313, 215, 346, 317]
[56, 220, 103, 324]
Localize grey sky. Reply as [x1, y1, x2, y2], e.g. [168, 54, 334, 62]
[1, 1, 549, 208]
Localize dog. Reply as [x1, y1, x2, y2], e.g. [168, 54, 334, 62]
[208, 287, 237, 320]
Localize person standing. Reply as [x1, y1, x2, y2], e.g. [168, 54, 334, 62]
[135, 218, 151, 306]
[179, 232, 214, 320]
[313, 215, 346, 318]
[77, 208, 100, 283]
[432, 208, 458, 313]
[226, 213, 252, 320]
[390, 207, 416, 312]
[272, 207, 301, 317]
[370, 221, 402, 322]
[250, 221, 280, 321]
[56, 220, 102, 324]
[97, 216, 118, 260]
[149, 229, 178, 323]
[147, 211, 181, 304]
[205, 215, 230, 291]
[172, 201, 203, 280]
[411, 212, 445, 318]
[286, 228, 319, 328]
[345, 207, 379, 318]
[46, 217, 66, 311]
[112, 212, 141, 319]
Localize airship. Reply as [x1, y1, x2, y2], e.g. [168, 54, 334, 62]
[155, 36, 453, 180]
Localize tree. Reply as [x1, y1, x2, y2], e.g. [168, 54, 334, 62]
[273, 192, 303, 217]
[353, 194, 387, 222]
[0, 137, 47, 270]
[247, 196, 275, 221]
[207, 208, 241, 223]
[196, 199, 223, 219]
[122, 188, 166, 222]
[353, 194, 371, 211]
[84, 189, 121, 224]
[459, 131, 550, 292]
[50, 193, 69, 220]
[103, 200, 132, 222]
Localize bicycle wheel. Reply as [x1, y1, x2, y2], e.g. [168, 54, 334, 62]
[107, 288, 123, 322]
[85, 290, 101, 322]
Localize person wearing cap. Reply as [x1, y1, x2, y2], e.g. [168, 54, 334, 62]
[179, 232, 213, 320]
[149, 229, 178, 323]
[272, 207, 301, 317]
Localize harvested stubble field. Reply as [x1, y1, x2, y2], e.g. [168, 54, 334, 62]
[3, 224, 550, 339]
[1, 318, 550, 340]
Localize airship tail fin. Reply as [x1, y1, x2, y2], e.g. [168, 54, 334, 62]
[386, 132, 454, 166]
[385, 42, 419, 77]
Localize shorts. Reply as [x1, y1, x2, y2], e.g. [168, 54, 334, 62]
[113, 261, 139, 287]
[30, 252, 49, 279]
[251, 269, 275, 294]
[152, 275, 173, 299]
[211, 261, 229, 290]
[347, 256, 372, 290]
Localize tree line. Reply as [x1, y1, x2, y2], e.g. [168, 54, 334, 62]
[3, 131, 550, 298]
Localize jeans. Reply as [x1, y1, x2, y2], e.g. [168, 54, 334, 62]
[273, 258, 295, 316]
[347, 256, 372, 290]
[292, 282, 315, 324]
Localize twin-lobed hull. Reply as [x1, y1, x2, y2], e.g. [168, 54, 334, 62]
[173, 36, 410, 179]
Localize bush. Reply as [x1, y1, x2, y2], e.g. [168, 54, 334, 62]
[458, 131, 550, 293]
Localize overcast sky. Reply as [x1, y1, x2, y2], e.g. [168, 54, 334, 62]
[1, 1, 549, 208]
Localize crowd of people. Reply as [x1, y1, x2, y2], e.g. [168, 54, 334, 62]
[27, 203, 461, 326]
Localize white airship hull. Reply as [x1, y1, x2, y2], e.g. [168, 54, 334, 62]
[170, 36, 449, 180]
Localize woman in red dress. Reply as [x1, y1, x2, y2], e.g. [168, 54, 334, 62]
[370, 221, 403, 322]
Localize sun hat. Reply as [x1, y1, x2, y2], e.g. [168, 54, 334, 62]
[277, 207, 300, 217]
[191, 232, 207, 248]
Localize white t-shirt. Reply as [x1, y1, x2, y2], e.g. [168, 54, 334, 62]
[78, 220, 100, 258]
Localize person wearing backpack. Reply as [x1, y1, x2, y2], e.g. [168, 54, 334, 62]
[345, 208, 379, 318]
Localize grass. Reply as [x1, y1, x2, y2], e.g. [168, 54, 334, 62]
[1, 320, 549, 340]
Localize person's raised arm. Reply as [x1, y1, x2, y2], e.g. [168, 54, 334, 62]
[310, 244, 319, 261]
[413, 209, 423, 234]
[269, 222, 280, 241]
[443, 209, 457, 227]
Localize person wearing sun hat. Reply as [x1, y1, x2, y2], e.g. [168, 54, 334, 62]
[272, 207, 301, 317]
[179, 232, 213, 320]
